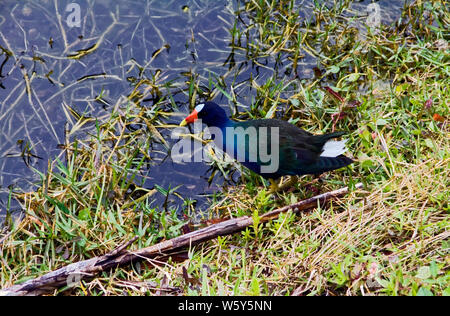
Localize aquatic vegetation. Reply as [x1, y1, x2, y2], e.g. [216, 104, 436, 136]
[0, 0, 448, 295]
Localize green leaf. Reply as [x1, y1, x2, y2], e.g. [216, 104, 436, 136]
[347, 73, 360, 82]
[265, 101, 278, 118]
[250, 269, 261, 295]
[376, 118, 388, 126]
[201, 267, 209, 296]
[417, 287, 433, 296]
[416, 266, 431, 279]
[429, 261, 438, 278]
[290, 98, 300, 107]
[424, 138, 434, 150]
[359, 129, 372, 143]
[45, 195, 70, 215]
[78, 208, 91, 221]
[443, 287, 450, 296]
[329, 65, 340, 74]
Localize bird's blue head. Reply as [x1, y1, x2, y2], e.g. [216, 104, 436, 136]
[180, 101, 230, 128]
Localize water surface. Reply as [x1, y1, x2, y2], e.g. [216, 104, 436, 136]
[0, 0, 408, 219]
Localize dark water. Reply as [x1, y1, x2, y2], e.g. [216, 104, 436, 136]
[0, 0, 408, 219]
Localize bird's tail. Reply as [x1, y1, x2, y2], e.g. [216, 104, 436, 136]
[296, 155, 353, 175]
[311, 131, 349, 158]
[320, 139, 348, 157]
[315, 155, 354, 173]
[299, 131, 354, 174]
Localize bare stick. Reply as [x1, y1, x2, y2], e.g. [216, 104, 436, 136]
[0, 183, 363, 296]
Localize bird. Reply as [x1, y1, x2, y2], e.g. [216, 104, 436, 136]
[180, 101, 354, 192]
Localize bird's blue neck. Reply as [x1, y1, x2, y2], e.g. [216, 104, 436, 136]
[204, 116, 233, 130]
[203, 118, 233, 151]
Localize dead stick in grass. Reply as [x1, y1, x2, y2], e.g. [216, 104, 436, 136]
[0, 183, 363, 296]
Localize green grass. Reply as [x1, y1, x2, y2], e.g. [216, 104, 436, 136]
[1, 0, 449, 295]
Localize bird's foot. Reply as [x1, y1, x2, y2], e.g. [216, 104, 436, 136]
[279, 176, 298, 191]
[268, 179, 280, 194]
[268, 176, 298, 194]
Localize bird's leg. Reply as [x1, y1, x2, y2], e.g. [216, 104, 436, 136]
[268, 176, 298, 193]
[268, 178, 280, 193]
[278, 175, 298, 191]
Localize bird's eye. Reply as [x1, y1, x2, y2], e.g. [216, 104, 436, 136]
[194, 103, 205, 113]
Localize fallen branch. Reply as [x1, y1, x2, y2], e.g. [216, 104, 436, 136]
[0, 183, 363, 296]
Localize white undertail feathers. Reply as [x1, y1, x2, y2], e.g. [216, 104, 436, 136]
[320, 139, 348, 157]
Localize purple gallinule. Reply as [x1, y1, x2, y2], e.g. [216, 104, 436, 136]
[180, 101, 354, 191]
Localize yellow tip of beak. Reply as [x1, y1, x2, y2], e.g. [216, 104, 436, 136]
[179, 119, 188, 127]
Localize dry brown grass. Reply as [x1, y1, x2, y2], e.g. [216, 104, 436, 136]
[168, 151, 448, 295]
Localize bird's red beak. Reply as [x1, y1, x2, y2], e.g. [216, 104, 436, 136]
[180, 109, 198, 126]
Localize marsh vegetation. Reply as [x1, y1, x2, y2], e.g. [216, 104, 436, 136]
[0, 0, 448, 295]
